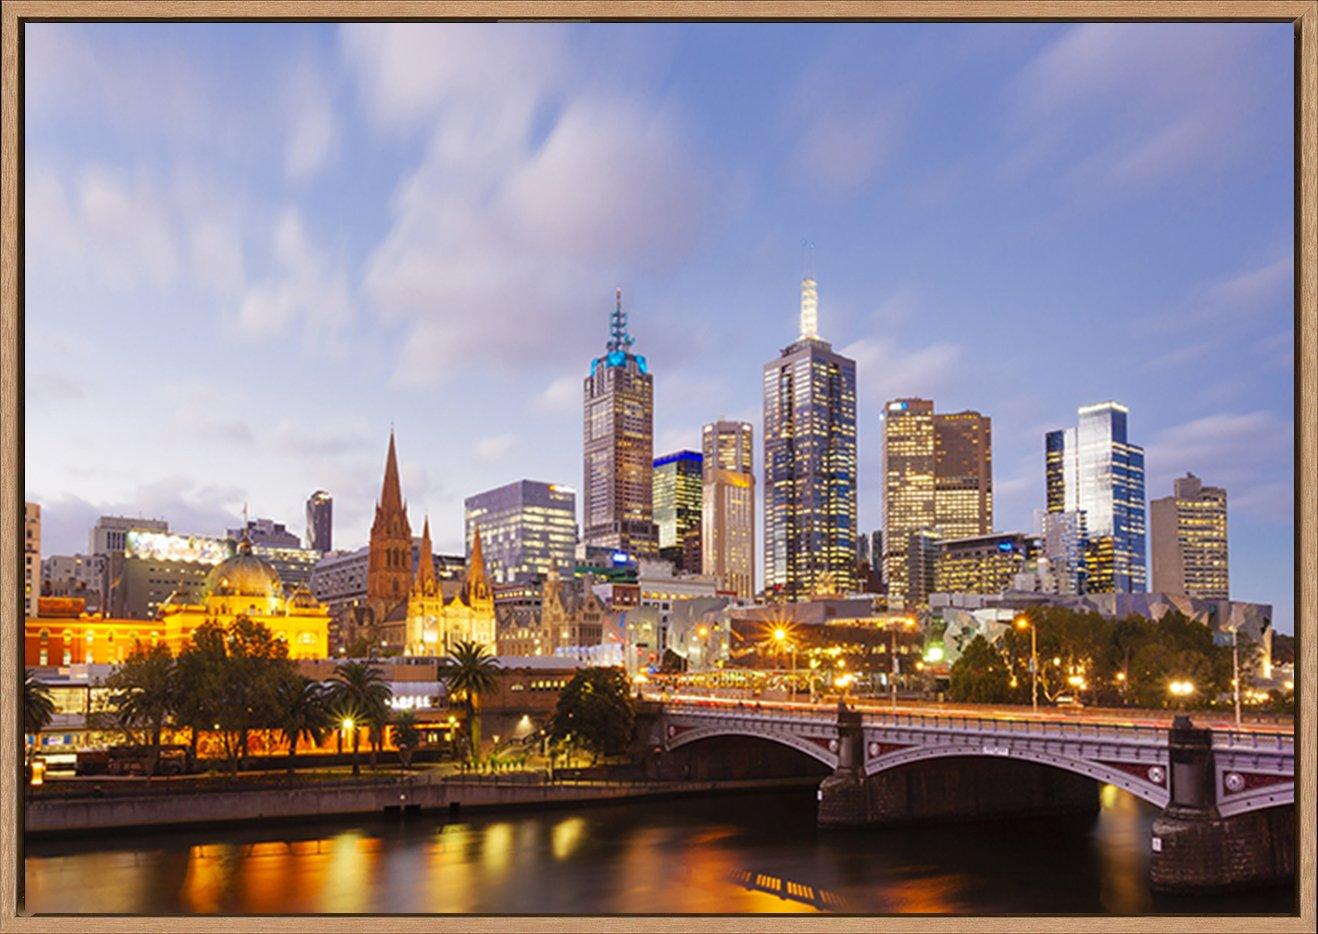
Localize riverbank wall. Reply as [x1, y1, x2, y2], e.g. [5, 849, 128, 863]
[25, 774, 819, 837]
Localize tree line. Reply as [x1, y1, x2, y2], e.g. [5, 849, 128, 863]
[947, 607, 1285, 711]
[24, 616, 506, 777]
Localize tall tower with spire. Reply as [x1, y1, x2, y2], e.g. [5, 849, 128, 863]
[583, 289, 658, 558]
[367, 429, 413, 611]
[762, 263, 858, 600]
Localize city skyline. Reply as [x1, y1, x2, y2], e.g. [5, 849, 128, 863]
[23, 22, 1295, 630]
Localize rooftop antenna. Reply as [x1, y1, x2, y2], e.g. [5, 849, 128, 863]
[607, 288, 634, 353]
[799, 240, 819, 340]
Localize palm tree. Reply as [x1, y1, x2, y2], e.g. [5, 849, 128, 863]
[442, 641, 500, 762]
[104, 642, 177, 775]
[275, 675, 333, 776]
[392, 711, 422, 770]
[330, 661, 392, 776]
[23, 670, 55, 764]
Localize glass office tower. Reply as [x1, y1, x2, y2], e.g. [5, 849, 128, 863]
[464, 480, 578, 585]
[653, 450, 703, 572]
[1045, 401, 1146, 593]
[702, 420, 755, 598]
[763, 276, 857, 600]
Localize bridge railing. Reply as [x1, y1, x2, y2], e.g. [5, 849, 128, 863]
[1211, 730, 1294, 753]
[659, 702, 1172, 745]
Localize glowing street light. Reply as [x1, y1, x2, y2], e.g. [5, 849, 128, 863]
[1015, 615, 1039, 712]
[1168, 679, 1196, 701]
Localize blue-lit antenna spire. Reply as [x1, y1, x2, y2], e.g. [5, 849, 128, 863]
[606, 287, 634, 353]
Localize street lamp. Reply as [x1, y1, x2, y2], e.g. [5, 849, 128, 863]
[1228, 624, 1243, 728]
[1168, 679, 1196, 705]
[771, 624, 797, 698]
[1015, 615, 1038, 712]
[886, 617, 918, 711]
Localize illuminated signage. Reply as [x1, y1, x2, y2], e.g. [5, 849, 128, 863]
[125, 531, 232, 565]
[888, 401, 908, 412]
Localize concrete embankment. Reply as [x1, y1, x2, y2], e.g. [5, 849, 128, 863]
[25, 775, 819, 836]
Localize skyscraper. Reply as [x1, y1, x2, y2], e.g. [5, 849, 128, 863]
[881, 399, 992, 606]
[702, 420, 755, 598]
[763, 274, 857, 600]
[306, 490, 332, 552]
[367, 429, 413, 611]
[1045, 401, 1147, 593]
[1150, 472, 1228, 599]
[24, 502, 40, 617]
[464, 480, 577, 585]
[653, 451, 703, 572]
[583, 290, 657, 558]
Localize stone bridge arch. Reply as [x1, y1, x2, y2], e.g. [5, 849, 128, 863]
[664, 723, 838, 772]
[865, 743, 1170, 809]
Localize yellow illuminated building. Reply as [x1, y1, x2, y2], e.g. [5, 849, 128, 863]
[401, 520, 497, 656]
[24, 539, 331, 664]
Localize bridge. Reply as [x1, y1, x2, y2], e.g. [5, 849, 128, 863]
[641, 696, 1295, 894]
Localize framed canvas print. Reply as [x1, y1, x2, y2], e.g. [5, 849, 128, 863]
[2, 2, 1314, 931]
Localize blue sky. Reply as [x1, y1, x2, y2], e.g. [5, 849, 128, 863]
[23, 22, 1295, 631]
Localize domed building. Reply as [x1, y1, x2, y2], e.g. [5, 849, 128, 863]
[158, 535, 331, 659]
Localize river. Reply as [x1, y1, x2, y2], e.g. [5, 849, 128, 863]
[23, 785, 1293, 915]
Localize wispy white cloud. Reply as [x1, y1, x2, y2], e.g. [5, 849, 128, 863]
[284, 61, 340, 184]
[343, 25, 715, 387]
[839, 336, 964, 406]
[533, 374, 580, 413]
[474, 434, 517, 464]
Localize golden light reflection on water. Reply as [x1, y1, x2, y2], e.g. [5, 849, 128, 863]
[319, 831, 380, 913]
[179, 844, 235, 913]
[481, 822, 514, 875]
[551, 817, 585, 861]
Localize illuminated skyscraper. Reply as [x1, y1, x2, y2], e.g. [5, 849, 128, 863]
[1150, 472, 1228, 599]
[583, 290, 657, 558]
[882, 399, 992, 606]
[763, 275, 857, 600]
[306, 490, 332, 552]
[702, 420, 755, 598]
[24, 502, 40, 618]
[1045, 401, 1146, 593]
[464, 480, 578, 585]
[653, 451, 703, 572]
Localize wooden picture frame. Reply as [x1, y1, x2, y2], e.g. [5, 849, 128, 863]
[2, 2, 1313, 931]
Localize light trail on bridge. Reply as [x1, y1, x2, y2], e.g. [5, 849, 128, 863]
[641, 690, 1294, 735]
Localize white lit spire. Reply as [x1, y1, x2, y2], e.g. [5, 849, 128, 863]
[799, 240, 818, 340]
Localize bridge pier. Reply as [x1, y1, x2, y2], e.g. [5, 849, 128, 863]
[1150, 716, 1294, 894]
[816, 703, 869, 827]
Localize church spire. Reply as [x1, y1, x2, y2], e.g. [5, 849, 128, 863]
[413, 516, 436, 593]
[465, 524, 491, 604]
[379, 429, 404, 512]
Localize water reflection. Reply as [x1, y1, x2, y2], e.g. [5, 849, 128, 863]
[24, 787, 1291, 915]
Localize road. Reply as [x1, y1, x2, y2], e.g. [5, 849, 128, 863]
[642, 689, 1294, 735]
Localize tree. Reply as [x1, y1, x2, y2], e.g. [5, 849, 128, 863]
[104, 641, 177, 775]
[330, 661, 392, 776]
[23, 670, 55, 759]
[442, 641, 500, 762]
[549, 667, 635, 763]
[274, 674, 333, 776]
[392, 711, 422, 770]
[177, 617, 292, 776]
[948, 635, 1014, 704]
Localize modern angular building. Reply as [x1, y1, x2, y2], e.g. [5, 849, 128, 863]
[881, 399, 992, 606]
[702, 420, 755, 598]
[763, 274, 857, 600]
[464, 480, 578, 585]
[1033, 508, 1088, 595]
[306, 490, 333, 552]
[228, 517, 301, 549]
[653, 450, 703, 573]
[1150, 472, 1228, 599]
[1045, 401, 1147, 593]
[583, 290, 658, 559]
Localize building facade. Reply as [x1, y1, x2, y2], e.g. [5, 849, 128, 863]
[228, 517, 301, 549]
[583, 290, 657, 559]
[1045, 401, 1147, 593]
[701, 419, 755, 598]
[25, 502, 40, 617]
[306, 490, 333, 552]
[934, 532, 1035, 596]
[763, 276, 857, 600]
[1150, 472, 1229, 600]
[109, 530, 232, 619]
[463, 480, 577, 585]
[89, 515, 169, 557]
[399, 519, 498, 657]
[881, 400, 993, 607]
[653, 450, 703, 573]
[1032, 509, 1088, 595]
[41, 554, 107, 613]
